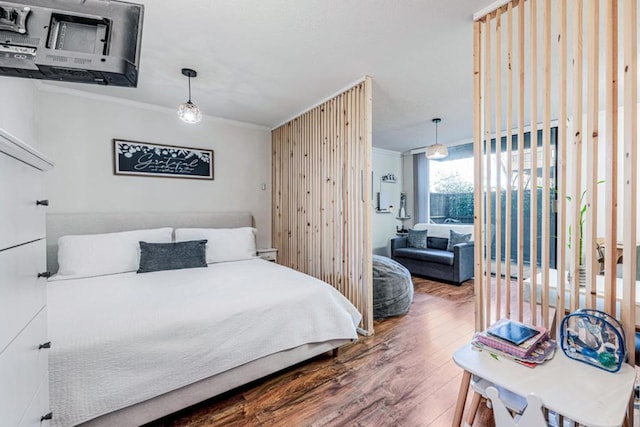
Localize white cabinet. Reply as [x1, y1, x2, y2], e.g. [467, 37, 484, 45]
[0, 129, 53, 426]
[0, 152, 46, 249]
[0, 240, 47, 352]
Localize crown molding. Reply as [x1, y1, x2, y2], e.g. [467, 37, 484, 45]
[36, 82, 271, 131]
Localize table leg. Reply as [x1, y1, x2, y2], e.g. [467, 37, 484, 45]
[623, 396, 633, 427]
[465, 391, 482, 426]
[452, 370, 472, 427]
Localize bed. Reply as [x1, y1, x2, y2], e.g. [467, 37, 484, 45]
[45, 212, 361, 427]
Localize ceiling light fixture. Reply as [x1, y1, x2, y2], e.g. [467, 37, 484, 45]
[177, 68, 202, 124]
[425, 118, 448, 160]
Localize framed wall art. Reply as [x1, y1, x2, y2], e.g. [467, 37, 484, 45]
[113, 139, 214, 180]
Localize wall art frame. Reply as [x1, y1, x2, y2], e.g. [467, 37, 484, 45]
[113, 139, 214, 180]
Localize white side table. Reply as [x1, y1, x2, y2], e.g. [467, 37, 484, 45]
[257, 248, 278, 262]
[452, 343, 636, 427]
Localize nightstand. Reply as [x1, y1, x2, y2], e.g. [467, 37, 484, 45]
[257, 248, 278, 262]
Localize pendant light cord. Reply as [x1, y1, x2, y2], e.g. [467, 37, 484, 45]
[432, 118, 442, 145]
[188, 76, 192, 103]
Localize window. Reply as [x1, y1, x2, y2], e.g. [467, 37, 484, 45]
[428, 144, 474, 224]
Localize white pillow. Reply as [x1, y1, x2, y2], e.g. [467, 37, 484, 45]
[56, 228, 173, 280]
[175, 227, 257, 263]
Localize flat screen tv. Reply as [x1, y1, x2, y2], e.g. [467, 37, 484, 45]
[0, 0, 144, 87]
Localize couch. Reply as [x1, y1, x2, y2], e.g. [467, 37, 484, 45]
[391, 223, 474, 285]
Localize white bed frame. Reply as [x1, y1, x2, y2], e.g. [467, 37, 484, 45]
[46, 212, 350, 427]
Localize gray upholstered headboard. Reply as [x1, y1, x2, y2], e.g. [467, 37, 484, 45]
[46, 212, 254, 273]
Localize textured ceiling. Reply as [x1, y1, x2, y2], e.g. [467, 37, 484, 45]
[47, 0, 496, 152]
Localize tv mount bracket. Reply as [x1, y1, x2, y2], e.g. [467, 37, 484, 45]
[0, 4, 30, 34]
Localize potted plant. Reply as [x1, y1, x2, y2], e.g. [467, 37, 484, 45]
[566, 180, 604, 285]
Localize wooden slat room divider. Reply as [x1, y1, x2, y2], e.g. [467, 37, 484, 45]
[473, 0, 637, 361]
[271, 78, 373, 334]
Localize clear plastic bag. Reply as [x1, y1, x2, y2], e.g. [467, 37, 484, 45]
[560, 309, 626, 372]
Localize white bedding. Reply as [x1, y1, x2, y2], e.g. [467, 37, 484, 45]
[48, 259, 361, 427]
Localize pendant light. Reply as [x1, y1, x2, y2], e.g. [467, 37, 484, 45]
[177, 68, 202, 124]
[425, 118, 448, 159]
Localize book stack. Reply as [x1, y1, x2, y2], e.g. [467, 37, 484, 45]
[472, 318, 556, 367]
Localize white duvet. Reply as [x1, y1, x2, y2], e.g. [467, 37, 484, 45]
[47, 259, 361, 427]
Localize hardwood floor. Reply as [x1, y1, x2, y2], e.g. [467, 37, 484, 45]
[148, 277, 495, 427]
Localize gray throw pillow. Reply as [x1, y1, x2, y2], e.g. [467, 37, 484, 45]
[447, 229, 472, 252]
[427, 236, 449, 251]
[407, 229, 428, 249]
[138, 240, 208, 273]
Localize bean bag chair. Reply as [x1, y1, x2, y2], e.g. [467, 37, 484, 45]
[373, 254, 414, 319]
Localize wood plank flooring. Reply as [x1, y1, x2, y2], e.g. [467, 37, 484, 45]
[147, 277, 495, 427]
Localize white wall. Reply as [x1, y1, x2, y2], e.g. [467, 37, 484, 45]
[0, 78, 39, 148]
[372, 147, 404, 257]
[401, 152, 414, 226]
[37, 87, 273, 248]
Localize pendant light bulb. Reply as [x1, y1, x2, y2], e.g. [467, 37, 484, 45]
[178, 68, 202, 124]
[426, 118, 448, 159]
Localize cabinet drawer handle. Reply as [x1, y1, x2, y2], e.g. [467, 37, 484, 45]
[41, 411, 53, 422]
[38, 341, 51, 350]
[38, 272, 51, 279]
[36, 200, 49, 206]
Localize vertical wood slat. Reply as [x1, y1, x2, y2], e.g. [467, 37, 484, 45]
[495, 10, 503, 321]
[540, 0, 551, 328]
[284, 122, 291, 267]
[271, 80, 373, 334]
[272, 129, 277, 250]
[312, 106, 318, 278]
[342, 91, 348, 292]
[504, 2, 513, 319]
[529, 0, 538, 325]
[473, 20, 485, 331]
[517, 0, 525, 322]
[570, 0, 583, 313]
[556, 0, 568, 331]
[585, 0, 600, 309]
[335, 91, 342, 296]
[604, 0, 619, 317]
[328, 98, 334, 285]
[484, 12, 494, 329]
[622, 0, 637, 364]
[334, 96, 340, 289]
[351, 87, 357, 315]
[363, 76, 373, 334]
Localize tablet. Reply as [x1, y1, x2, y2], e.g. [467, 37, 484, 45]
[487, 320, 540, 346]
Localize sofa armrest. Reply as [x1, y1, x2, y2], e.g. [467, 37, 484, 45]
[390, 237, 408, 256]
[453, 241, 475, 283]
[453, 241, 474, 252]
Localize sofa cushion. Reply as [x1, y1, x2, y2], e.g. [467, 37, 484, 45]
[447, 229, 472, 251]
[407, 229, 428, 249]
[393, 247, 455, 266]
[427, 236, 449, 251]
